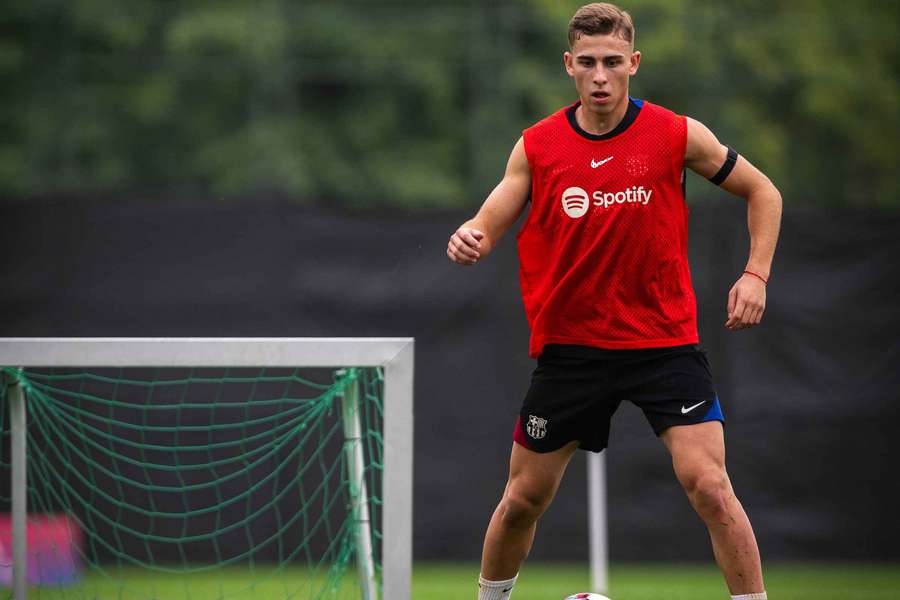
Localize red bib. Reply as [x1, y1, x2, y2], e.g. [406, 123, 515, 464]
[518, 100, 698, 357]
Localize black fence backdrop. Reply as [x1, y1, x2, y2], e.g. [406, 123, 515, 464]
[0, 198, 898, 562]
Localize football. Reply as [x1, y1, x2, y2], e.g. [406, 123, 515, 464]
[564, 595, 612, 600]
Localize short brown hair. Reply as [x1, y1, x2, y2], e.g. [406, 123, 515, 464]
[568, 3, 635, 47]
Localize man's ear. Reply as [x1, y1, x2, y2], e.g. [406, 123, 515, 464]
[564, 51, 575, 77]
[629, 50, 641, 76]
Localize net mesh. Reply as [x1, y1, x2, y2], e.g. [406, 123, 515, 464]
[0, 365, 383, 599]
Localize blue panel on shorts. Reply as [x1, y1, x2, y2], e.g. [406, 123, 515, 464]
[630, 96, 645, 108]
[702, 395, 724, 423]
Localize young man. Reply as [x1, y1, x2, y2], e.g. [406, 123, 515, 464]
[446, 4, 781, 600]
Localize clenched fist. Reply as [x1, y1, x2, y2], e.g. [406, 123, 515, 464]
[447, 227, 485, 266]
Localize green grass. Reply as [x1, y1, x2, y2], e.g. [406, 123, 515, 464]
[13, 562, 900, 600]
[415, 563, 900, 600]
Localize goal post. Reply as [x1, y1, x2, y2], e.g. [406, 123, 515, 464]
[587, 451, 609, 595]
[0, 337, 414, 600]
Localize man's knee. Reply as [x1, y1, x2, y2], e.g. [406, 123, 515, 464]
[498, 488, 552, 528]
[678, 467, 731, 521]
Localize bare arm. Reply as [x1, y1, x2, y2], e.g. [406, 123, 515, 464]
[685, 117, 783, 331]
[447, 136, 532, 266]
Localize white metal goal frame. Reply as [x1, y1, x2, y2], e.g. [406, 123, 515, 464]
[0, 337, 414, 600]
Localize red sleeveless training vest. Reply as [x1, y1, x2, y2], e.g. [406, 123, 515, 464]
[517, 99, 698, 357]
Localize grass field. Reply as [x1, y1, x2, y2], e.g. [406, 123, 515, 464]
[415, 563, 900, 600]
[12, 562, 900, 599]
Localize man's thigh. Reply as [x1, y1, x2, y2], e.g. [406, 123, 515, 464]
[506, 440, 580, 502]
[660, 421, 726, 481]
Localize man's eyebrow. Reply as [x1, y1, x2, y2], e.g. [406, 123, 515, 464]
[575, 53, 625, 60]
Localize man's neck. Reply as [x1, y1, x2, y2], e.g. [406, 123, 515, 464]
[575, 96, 630, 136]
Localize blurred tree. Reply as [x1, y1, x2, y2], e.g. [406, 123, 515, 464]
[0, 0, 896, 209]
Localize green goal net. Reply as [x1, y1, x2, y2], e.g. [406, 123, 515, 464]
[0, 363, 384, 600]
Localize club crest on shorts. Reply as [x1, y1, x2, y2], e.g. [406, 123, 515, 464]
[526, 415, 548, 439]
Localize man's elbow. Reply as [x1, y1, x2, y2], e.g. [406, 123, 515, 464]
[748, 178, 782, 213]
[765, 182, 782, 216]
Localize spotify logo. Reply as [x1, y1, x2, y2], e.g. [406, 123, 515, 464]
[560, 184, 655, 219]
[561, 187, 590, 218]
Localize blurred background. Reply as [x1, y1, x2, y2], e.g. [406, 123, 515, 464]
[1, 1, 897, 207]
[1, 0, 898, 584]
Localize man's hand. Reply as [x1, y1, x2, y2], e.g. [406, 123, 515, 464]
[725, 274, 766, 331]
[447, 227, 485, 266]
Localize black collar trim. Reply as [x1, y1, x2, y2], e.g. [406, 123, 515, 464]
[566, 97, 642, 141]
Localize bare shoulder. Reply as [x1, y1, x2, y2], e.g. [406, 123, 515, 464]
[506, 136, 531, 178]
[684, 117, 728, 179]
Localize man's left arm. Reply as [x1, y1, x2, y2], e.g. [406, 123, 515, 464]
[684, 117, 783, 331]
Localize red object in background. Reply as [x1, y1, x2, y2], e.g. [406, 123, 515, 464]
[0, 513, 82, 586]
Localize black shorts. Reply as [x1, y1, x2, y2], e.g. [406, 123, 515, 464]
[513, 343, 724, 453]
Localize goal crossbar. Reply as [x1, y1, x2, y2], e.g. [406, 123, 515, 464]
[0, 337, 412, 368]
[0, 337, 414, 600]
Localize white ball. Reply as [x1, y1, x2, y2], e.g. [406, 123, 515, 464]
[564, 594, 612, 600]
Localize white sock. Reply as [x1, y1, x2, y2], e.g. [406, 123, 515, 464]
[478, 573, 518, 600]
[731, 593, 767, 600]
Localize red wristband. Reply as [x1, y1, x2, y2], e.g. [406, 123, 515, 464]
[743, 270, 768, 285]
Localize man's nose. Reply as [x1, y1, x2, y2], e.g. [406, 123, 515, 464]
[593, 67, 607, 85]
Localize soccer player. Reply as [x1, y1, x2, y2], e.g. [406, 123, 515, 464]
[446, 4, 781, 600]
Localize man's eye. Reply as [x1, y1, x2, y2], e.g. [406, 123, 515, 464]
[580, 60, 593, 67]
[605, 59, 621, 67]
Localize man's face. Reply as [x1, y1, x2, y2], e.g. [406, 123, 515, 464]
[564, 33, 641, 117]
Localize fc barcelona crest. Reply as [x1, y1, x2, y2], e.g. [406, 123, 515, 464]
[526, 415, 548, 439]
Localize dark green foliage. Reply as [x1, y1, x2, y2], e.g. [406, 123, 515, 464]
[1, 1, 896, 208]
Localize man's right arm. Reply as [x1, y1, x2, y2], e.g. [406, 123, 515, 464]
[447, 136, 532, 266]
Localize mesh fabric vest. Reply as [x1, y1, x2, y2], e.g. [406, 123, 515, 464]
[518, 99, 698, 357]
